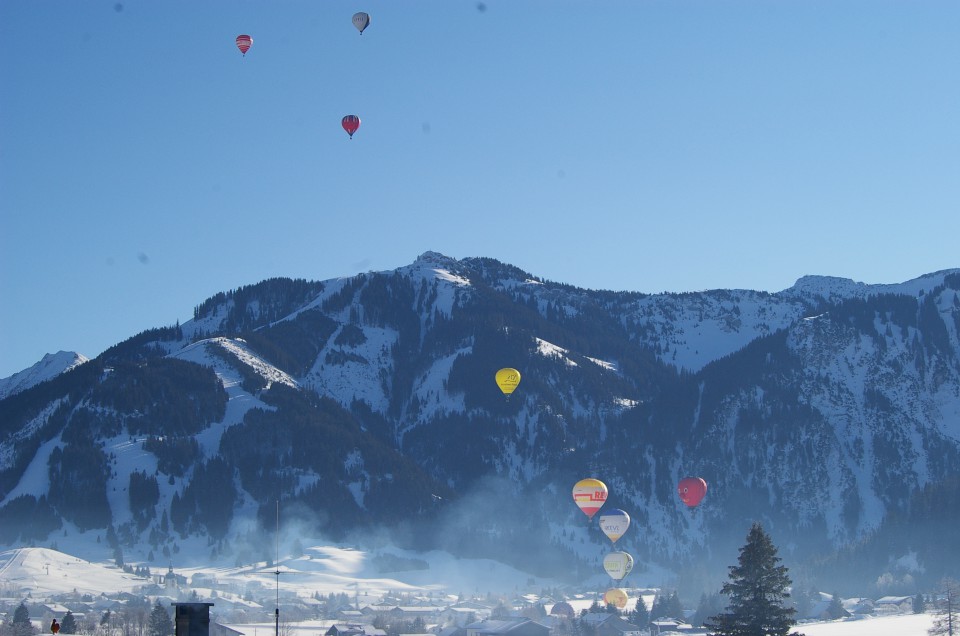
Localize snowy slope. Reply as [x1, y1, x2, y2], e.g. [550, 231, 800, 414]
[0, 351, 88, 400]
[0, 547, 147, 596]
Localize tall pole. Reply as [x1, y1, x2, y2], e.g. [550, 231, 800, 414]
[275, 500, 280, 636]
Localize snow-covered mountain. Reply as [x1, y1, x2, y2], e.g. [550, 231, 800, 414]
[1, 252, 958, 597]
[0, 351, 88, 401]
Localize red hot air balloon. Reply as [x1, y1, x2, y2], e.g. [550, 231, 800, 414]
[678, 477, 707, 507]
[342, 115, 361, 139]
[236, 34, 253, 56]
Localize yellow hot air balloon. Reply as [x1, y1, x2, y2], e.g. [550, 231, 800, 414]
[572, 478, 608, 519]
[603, 588, 628, 609]
[495, 368, 521, 397]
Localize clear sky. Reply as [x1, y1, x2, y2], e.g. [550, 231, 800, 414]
[2, 1, 959, 379]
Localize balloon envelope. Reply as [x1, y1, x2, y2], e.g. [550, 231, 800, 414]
[603, 588, 628, 609]
[572, 478, 607, 518]
[603, 551, 634, 581]
[599, 509, 631, 543]
[235, 34, 252, 55]
[352, 12, 371, 33]
[678, 477, 708, 507]
[342, 115, 361, 138]
[495, 368, 521, 396]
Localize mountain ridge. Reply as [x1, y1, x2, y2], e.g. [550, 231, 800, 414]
[2, 253, 958, 598]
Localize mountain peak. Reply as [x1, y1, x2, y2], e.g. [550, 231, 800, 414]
[785, 269, 960, 302]
[0, 350, 89, 400]
[787, 275, 868, 300]
[415, 251, 459, 268]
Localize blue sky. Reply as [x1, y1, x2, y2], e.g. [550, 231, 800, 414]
[2, 0, 958, 379]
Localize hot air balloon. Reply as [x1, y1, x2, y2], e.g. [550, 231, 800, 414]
[495, 368, 521, 397]
[603, 588, 628, 609]
[342, 115, 361, 139]
[602, 551, 634, 581]
[599, 508, 631, 543]
[352, 12, 370, 34]
[678, 477, 708, 507]
[236, 34, 253, 56]
[572, 478, 607, 519]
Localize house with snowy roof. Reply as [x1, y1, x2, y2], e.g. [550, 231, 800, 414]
[841, 597, 874, 615]
[325, 623, 387, 636]
[440, 606, 489, 627]
[649, 618, 696, 634]
[874, 596, 913, 614]
[577, 613, 642, 636]
[338, 609, 365, 621]
[597, 614, 641, 636]
[464, 617, 550, 636]
[387, 605, 446, 622]
[210, 623, 245, 636]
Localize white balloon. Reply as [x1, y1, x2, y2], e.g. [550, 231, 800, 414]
[599, 509, 631, 543]
[603, 551, 634, 581]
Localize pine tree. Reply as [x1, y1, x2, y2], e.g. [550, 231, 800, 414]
[930, 577, 960, 636]
[650, 593, 667, 620]
[704, 522, 799, 636]
[692, 592, 724, 627]
[826, 592, 846, 619]
[12, 604, 31, 627]
[10, 603, 34, 636]
[147, 602, 173, 636]
[59, 612, 77, 635]
[629, 596, 650, 628]
[662, 591, 684, 620]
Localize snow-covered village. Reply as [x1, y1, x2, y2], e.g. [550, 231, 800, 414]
[0, 547, 947, 636]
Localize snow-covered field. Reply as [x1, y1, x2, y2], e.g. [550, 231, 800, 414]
[792, 613, 934, 635]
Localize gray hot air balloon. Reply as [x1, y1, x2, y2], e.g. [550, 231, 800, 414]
[352, 12, 370, 34]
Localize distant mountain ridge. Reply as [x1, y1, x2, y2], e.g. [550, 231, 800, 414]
[1, 252, 958, 597]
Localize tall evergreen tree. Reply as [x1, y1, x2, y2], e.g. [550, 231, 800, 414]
[147, 602, 173, 636]
[629, 597, 650, 628]
[705, 523, 799, 636]
[11, 604, 31, 627]
[692, 592, 725, 628]
[825, 592, 846, 619]
[9, 603, 34, 636]
[930, 577, 960, 636]
[59, 612, 77, 635]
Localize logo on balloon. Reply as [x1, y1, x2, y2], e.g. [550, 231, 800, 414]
[602, 551, 634, 581]
[495, 368, 521, 397]
[572, 478, 608, 519]
[599, 508, 630, 543]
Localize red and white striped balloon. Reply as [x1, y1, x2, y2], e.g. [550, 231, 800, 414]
[235, 34, 252, 56]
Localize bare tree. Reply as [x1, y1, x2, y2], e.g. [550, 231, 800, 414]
[930, 577, 960, 636]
